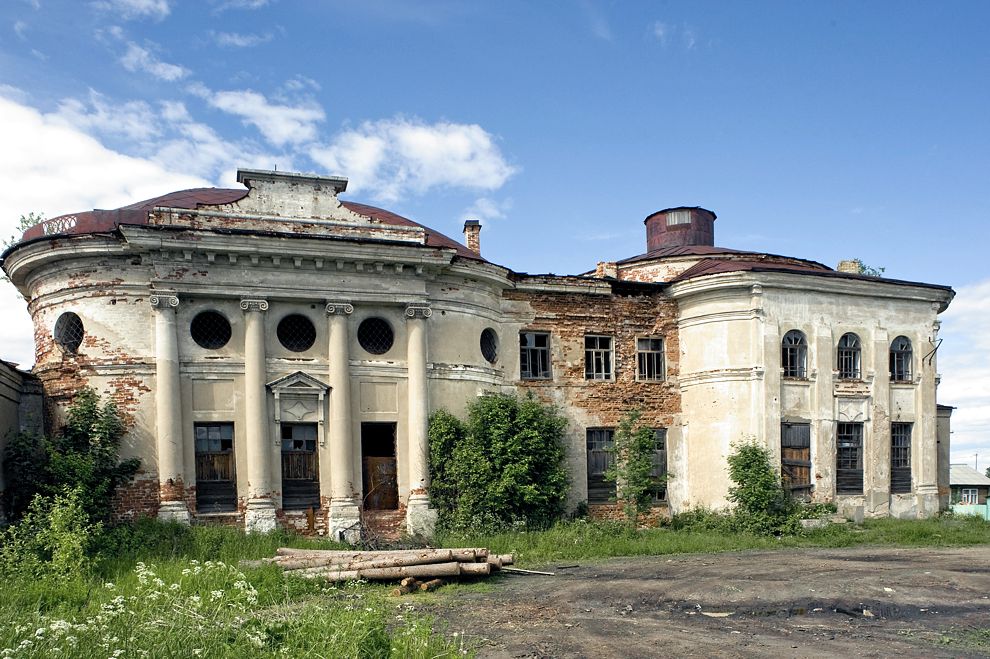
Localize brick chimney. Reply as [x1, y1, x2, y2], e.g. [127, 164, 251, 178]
[837, 259, 861, 274]
[644, 207, 717, 251]
[463, 219, 481, 255]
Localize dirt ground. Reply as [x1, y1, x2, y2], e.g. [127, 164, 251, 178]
[429, 547, 990, 658]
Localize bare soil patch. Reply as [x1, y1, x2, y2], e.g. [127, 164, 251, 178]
[430, 547, 990, 658]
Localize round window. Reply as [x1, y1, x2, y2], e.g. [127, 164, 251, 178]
[53, 312, 85, 353]
[480, 328, 498, 364]
[358, 317, 394, 355]
[277, 314, 316, 352]
[190, 310, 232, 350]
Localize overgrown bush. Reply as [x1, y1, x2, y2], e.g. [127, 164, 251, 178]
[726, 439, 799, 535]
[605, 410, 667, 521]
[3, 387, 139, 523]
[428, 393, 569, 533]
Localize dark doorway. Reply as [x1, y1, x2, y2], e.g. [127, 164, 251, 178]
[281, 422, 320, 510]
[194, 422, 237, 513]
[362, 422, 398, 510]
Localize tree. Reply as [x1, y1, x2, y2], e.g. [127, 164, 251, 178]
[726, 439, 798, 535]
[604, 410, 666, 522]
[2, 212, 44, 250]
[428, 393, 569, 533]
[852, 258, 885, 277]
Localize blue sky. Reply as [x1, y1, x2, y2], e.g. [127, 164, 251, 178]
[1, 0, 988, 467]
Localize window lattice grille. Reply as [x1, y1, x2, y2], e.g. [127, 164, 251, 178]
[890, 336, 913, 382]
[480, 328, 499, 364]
[520, 332, 551, 379]
[190, 310, 232, 350]
[358, 317, 394, 355]
[782, 330, 808, 378]
[277, 314, 316, 352]
[837, 333, 861, 379]
[53, 312, 85, 353]
[584, 335, 614, 380]
[637, 337, 665, 381]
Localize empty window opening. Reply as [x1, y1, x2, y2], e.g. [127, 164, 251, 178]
[277, 314, 316, 352]
[281, 423, 320, 510]
[651, 428, 668, 502]
[781, 330, 808, 378]
[837, 333, 861, 380]
[836, 422, 864, 494]
[190, 310, 232, 350]
[890, 336, 913, 382]
[520, 332, 551, 379]
[585, 335, 614, 380]
[358, 317, 394, 355]
[890, 422, 912, 494]
[54, 312, 85, 353]
[586, 428, 616, 504]
[480, 328, 499, 364]
[194, 422, 236, 513]
[361, 422, 398, 510]
[637, 337, 665, 381]
[781, 423, 812, 499]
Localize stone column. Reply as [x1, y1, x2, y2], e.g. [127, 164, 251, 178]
[150, 292, 189, 523]
[404, 304, 437, 537]
[326, 301, 360, 543]
[241, 298, 275, 532]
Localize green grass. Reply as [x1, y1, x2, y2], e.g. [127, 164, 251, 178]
[438, 515, 990, 567]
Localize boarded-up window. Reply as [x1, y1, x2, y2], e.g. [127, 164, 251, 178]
[281, 423, 320, 510]
[890, 422, 912, 494]
[781, 423, 812, 498]
[195, 422, 236, 513]
[651, 428, 668, 502]
[836, 422, 864, 494]
[587, 428, 615, 504]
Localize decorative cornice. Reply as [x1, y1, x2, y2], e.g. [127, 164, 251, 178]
[149, 292, 179, 309]
[405, 304, 433, 319]
[239, 298, 269, 312]
[325, 301, 354, 315]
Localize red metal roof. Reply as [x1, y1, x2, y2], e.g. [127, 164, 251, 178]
[17, 188, 481, 260]
[617, 244, 747, 264]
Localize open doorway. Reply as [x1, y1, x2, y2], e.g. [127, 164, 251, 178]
[361, 422, 398, 510]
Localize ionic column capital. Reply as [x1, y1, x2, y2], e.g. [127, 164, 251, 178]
[325, 301, 354, 315]
[149, 292, 179, 310]
[405, 304, 432, 320]
[240, 298, 269, 313]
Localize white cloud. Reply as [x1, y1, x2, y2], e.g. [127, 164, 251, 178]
[214, 0, 269, 11]
[191, 85, 324, 147]
[13, 20, 28, 40]
[0, 92, 207, 367]
[461, 197, 511, 225]
[580, 0, 612, 41]
[212, 30, 272, 48]
[310, 118, 516, 203]
[54, 90, 160, 142]
[119, 42, 188, 81]
[92, 0, 170, 20]
[651, 20, 698, 50]
[938, 278, 990, 465]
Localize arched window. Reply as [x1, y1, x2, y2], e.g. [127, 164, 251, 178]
[890, 336, 913, 382]
[781, 330, 808, 378]
[837, 333, 861, 380]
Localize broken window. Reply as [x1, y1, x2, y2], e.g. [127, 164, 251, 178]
[781, 422, 812, 498]
[520, 332, 551, 379]
[586, 428, 616, 504]
[836, 422, 864, 494]
[194, 422, 236, 513]
[54, 312, 85, 354]
[890, 422, 912, 494]
[781, 330, 808, 378]
[277, 314, 316, 352]
[281, 423, 320, 510]
[651, 428, 668, 502]
[358, 317, 394, 355]
[837, 333, 861, 380]
[890, 336, 913, 382]
[584, 335, 614, 380]
[636, 337, 665, 381]
[480, 328, 499, 364]
[190, 310, 232, 350]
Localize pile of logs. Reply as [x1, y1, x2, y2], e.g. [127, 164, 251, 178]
[243, 547, 515, 584]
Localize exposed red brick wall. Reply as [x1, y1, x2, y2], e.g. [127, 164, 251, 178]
[277, 495, 331, 536]
[111, 476, 159, 523]
[588, 502, 670, 527]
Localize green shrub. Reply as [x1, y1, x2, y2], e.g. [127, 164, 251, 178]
[726, 439, 799, 535]
[428, 393, 569, 533]
[605, 410, 666, 521]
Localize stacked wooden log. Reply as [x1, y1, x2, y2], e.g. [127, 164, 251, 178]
[242, 547, 514, 583]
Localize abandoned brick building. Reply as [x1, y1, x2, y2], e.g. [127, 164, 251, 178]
[0, 168, 954, 538]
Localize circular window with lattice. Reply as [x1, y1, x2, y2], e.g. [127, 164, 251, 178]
[54, 312, 85, 353]
[480, 328, 498, 364]
[277, 314, 317, 352]
[190, 310, 232, 350]
[358, 317, 394, 355]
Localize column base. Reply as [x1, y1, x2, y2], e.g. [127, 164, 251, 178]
[245, 498, 277, 533]
[328, 498, 362, 544]
[405, 493, 437, 539]
[158, 500, 190, 524]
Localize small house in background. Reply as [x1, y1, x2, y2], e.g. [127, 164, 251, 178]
[949, 464, 990, 507]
